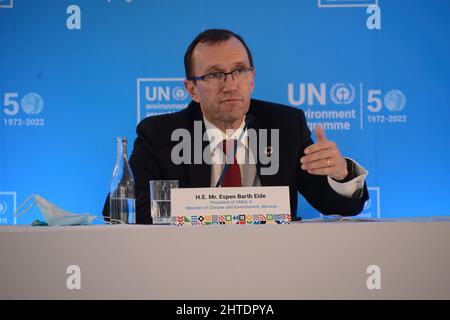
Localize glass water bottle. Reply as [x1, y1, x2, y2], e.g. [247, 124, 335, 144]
[110, 137, 136, 224]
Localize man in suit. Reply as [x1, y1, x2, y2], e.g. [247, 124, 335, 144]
[104, 29, 369, 224]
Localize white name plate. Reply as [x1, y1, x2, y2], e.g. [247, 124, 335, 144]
[170, 186, 291, 226]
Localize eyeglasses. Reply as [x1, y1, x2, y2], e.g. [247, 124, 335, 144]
[188, 67, 254, 86]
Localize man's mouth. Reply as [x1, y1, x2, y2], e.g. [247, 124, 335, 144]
[221, 98, 242, 103]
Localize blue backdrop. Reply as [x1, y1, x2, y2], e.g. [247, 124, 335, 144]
[1, 0, 449, 224]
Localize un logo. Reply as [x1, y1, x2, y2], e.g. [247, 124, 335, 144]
[384, 90, 406, 112]
[172, 87, 188, 101]
[21, 92, 44, 115]
[330, 83, 355, 105]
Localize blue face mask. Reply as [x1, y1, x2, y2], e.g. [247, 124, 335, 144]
[14, 194, 101, 226]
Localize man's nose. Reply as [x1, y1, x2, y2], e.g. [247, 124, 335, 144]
[222, 73, 238, 91]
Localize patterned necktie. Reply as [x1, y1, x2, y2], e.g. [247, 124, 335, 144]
[220, 139, 242, 187]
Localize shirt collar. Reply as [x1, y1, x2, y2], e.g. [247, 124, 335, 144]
[203, 116, 248, 151]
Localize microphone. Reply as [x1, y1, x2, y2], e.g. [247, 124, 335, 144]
[215, 114, 253, 187]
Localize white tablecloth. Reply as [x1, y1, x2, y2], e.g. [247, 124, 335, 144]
[1, 220, 450, 299]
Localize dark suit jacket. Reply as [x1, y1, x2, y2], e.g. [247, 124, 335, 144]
[103, 99, 368, 224]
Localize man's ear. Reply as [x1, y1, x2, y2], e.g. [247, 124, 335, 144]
[184, 80, 200, 103]
[249, 69, 255, 95]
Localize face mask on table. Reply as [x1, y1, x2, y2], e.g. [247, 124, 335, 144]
[13, 194, 100, 226]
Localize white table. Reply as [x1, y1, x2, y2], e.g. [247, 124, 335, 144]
[1, 220, 450, 299]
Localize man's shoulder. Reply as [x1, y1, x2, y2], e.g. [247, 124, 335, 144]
[137, 104, 194, 133]
[250, 99, 305, 120]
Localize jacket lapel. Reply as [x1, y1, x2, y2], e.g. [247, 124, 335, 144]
[185, 101, 211, 188]
[247, 102, 281, 187]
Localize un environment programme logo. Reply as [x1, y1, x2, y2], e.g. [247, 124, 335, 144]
[287, 83, 408, 130]
[0, 0, 14, 9]
[287, 82, 358, 131]
[0, 192, 17, 225]
[137, 78, 190, 124]
[2, 92, 46, 127]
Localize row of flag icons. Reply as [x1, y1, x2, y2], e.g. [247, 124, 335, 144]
[171, 214, 291, 226]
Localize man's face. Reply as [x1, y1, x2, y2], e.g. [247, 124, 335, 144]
[184, 37, 255, 129]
